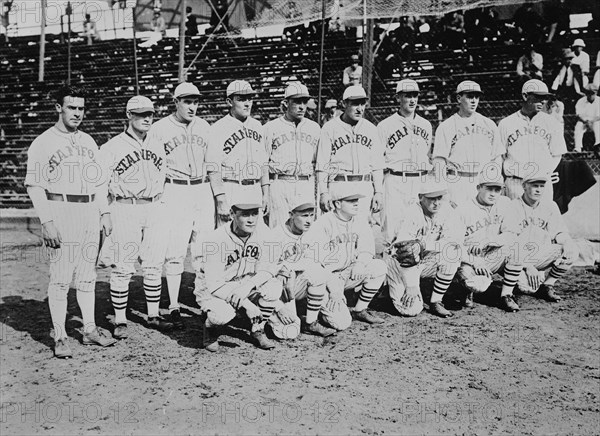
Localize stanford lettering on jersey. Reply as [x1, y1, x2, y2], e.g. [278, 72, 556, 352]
[225, 243, 261, 267]
[331, 133, 373, 154]
[115, 149, 163, 175]
[465, 215, 502, 236]
[223, 127, 262, 154]
[519, 216, 549, 232]
[271, 131, 318, 151]
[450, 124, 495, 148]
[163, 132, 208, 155]
[505, 126, 551, 148]
[48, 145, 95, 173]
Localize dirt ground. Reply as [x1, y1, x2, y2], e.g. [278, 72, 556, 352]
[1, 218, 599, 435]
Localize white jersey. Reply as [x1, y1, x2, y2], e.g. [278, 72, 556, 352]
[264, 116, 320, 176]
[149, 114, 211, 180]
[97, 128, 165, 199]
[512, 197, 568, 248]
[206, 114, 266, 181]
[433, 112, 503, 172]
[272, 223, 314, 273]
[316, 117, 385, 176]
[378, 112, 432, 172]
[575, 95, 600, 122]
[459, 196, 518, 247]
[498, 111, 566, 179]
[204, 222, 280, 293]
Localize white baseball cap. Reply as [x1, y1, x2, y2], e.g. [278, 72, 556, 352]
[478, 169, 504, 187]
[291, 194, 315, 212]
[456, 80, 483, 94]
[126, 95, 154, 114]
[521, 79, 552, 96]
[173, 82, 200, 99]
[572, 38, 585, 47]
[523, 171, 550, 184]
[284, 82, 311, 99]
[325, 99, 337, 109]
[419, 177, 448, 198]
[230, 188, 262, 210]
[396, 79, 420, 94]
[343, 85, 367, 101]
[226, 80, 255, 98]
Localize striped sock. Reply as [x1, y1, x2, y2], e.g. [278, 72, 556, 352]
[430, 272, 453, 304]
[549, 264, 569, 281]
[501, 264, 522, 297]
[354, 287, 378, 312]
[306, 286, 324, 324]
[110, 288, 129, 324]
[258, 299, 276, 321]
[144, 282, 162, 318]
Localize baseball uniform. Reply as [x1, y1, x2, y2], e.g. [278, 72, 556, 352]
[574, 93, 600, 151]
[378, 111, 432, 240]
[263, 116, 320, 228]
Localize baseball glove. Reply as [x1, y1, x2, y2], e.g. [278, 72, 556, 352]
[389, 239, 425, 268]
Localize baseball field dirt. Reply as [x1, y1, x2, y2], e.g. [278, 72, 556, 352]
[1, 218, 599, 435]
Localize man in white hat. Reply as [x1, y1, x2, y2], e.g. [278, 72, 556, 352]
[574, 84, 600, 152]
[148, 81, 214, 329]
[377, 78, 432, 242]
[263, 82, 320, 229]
[432, 80, 503, 208]
[551, 48, 588, 112]
[206, 80, 270, 228]
[456, 171, 524, 312]
[343, 54, 362, 87]
[384, 177, 464, 318]
[316, 85, 384, 220]
[571, 38, 590, 76]
[320, 99, 340, 126]
[98, 95, 172, 335]
[499, 79, 566, 201]
[302, 187, 387, 327]
[510, 171, 578, 305]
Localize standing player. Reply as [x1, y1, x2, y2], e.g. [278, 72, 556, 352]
[206, 80, 269, 228]
[377, 79, 432, 241]
[574, 84, 600, 152]
[498, 79, 566, 201]
[25, 85, 116, 358]
[97, 96, 171, 336]
[302, 188, 387, 326]
[194, 191, 282, 351]
[511, 172, 578, 305]
[263, 82, 320, 229]
[456, 172, 524, 312]
[432, 80, 503, 207]
[385, 177, 465, 318]
[316, 85, 384, 220]
[149, 82, 215, 329]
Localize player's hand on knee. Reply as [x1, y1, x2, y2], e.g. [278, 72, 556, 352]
[561, 240, 578, 263]
[319, 193, 332, 212]
[244, 302, 263, 324]
[326, 296, 344, 313]
[525, 265, 543, 290]
[473, 259, 491, 277]
[277, 304, 296, 325]
[42, 221, 62, 249]
[100, 213, 113, 237]
[351, 263, 368, 281]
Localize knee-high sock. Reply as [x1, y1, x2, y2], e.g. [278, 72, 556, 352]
[545, 263, 570, 285]
[306, 284, 325, 324]
[145, 282, 162, 317]
[110, 288, 129, 324]
[501, 264, 522, 297]
[354, 287, 379, 312]
[76, 289, 96, 334]
[48, 284, 69, 340]
[166, 274, 181, 311]
[430, 271, 454, 304]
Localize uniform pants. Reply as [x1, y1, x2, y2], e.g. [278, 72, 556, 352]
[381, 172, 423, 241]
[574, 120, 600, 150]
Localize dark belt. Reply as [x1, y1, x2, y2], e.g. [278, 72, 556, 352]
[506, 175, 523, 180]
[46, 192, 95, 203]
[115, 193, 162, 204]
[166, 176, 209, 185]
[446, 169, 479, 177]
[270, 173, 311, 181]
[223, 178, 260, 185]
[332, 174, 372, 182]
[385, 169, 429, 177]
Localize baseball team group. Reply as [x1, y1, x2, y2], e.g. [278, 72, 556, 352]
[25, 76, 579, 358]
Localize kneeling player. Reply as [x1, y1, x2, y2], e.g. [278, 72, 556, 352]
[456, 172, 524, 312]
[385, 178, 465, 318]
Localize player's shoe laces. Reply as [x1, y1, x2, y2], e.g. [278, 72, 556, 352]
[429, 302, 454, 318]
[303, 320, 337, 337]
[353, 309, 385, 324]
[113, 324, 129, 339]
[500, 295, 520, 312]
[83, 327, 118, 347]
[147, 316, 174, 332]
[252, 330, 275, 350]
[54, 338, 73, 358]
[537, 284, 561, 302]
[463, 291, 474, 308]
[169, 309, 185, 329]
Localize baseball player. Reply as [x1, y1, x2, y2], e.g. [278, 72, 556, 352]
[498, 79, 567, 201]
[25, 85, 116, 358]
[316, 85, 385, 220]
[574, 84, 600, 152]
[205, 80, 269, 228]
[263, 82, 320, 229]
[456, 171, 524, 312]
[267, 197, 337, 339]
[194, 190, 282, 351]
[377, 78, 432, 242]
[385, 177, 465, 318]
[149, 82, 215, 329]
[432, 80, 503, 208]
[510, 171, 578, 306]
[302, 187, 387, 326]
[97, 95, 172, 336]
[321, 99, 340, 126]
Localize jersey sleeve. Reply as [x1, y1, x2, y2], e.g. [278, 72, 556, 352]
[548, 116, 567, 157]
[488, 118, 504, 160]
[370, 124, 385, 171]
[205, 122, 225, 173]
[432, 120, 450, 159]
[356, 217, 376, 260]
[316, 124, 333, 174]
[24, 137, 46, 189]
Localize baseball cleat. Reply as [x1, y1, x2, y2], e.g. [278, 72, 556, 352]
[54, 338, 73, 359]
[463, 291, 474, 308]
[169, 309, 185, 329]
[147, 316, 174, 332]
[303, 320, 337, 337]
[353, 309, 385, 324]
[251, 330, 275, 350]
[113, 324, 129, 340]
[537, 284, 561, 302]
[500, 295, 520, 312]
[429, 302, 454, 318]
[202, 324, 220, 352]
[82, 327, 118, 347]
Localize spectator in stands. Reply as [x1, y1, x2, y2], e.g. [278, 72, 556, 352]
[574, 84, 600, 152]
[443, 10, 466, 49]
[151, 10, 166, 37]
[571, 39, 590, 76]
[343, 55, 362, 87]
[513, 2, 545, 44]
[593, 52, 600, 89]
[543, 95, 565, 137]
[552, 48, 588, 113]
[185, 6, 198, 36]
[516, 45, 544, 80]
[209, 0, 229, 34]
[306, 98, 317, 121]
[81, 13, 100, 46]
[393, 17, 416, 69]
[321, 99, 340, 125]
[465, 7, 501, 45]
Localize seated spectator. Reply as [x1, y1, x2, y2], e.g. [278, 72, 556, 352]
[393, 17, 416, 67]
[574, 84, 600, 152]
[593, 52, 600, 89]
[443, 10, 466, 49]
[516, 45, 544, 80]
[343, 55, 362, 87]
[81, 13, 100, 45]
[185, 6, 198, 36]
[552, 48, 588, 113]
[571, 39, 590, 76]
[151, 10, 166, 37]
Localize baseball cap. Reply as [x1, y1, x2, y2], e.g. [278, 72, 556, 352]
[126, 95, 154, 114]
[173, 82, 200, 99]
[285, 82, 311, 99]
[572, 38, 585, 47]
[478, 170, 504, 187]
[523, 171, 550, 184]
[584, 84, 598, 94]
[307, 98, 317, 110]
[456, 80, 483, 94]
[521, 79, 552, 96]
[325, 99, 337, 109]
[396, 79, 420, 94]
[331, 185, 366, 202]
[230, 188, 262, 210]
[291, 195, 315, 212]
[419, 177, 448, 198]
[351, 54, 359, 61]
[342, 85, 367, 101]
[226, 80, 255, 98]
